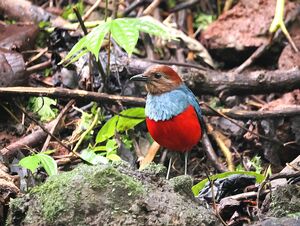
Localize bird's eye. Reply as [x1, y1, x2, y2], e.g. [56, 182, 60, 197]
[154, 73, 162, 79]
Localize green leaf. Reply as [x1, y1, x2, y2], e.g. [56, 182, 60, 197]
[37, 153, 58, 176]
[134, 16, 171, 39]
[96, 115, 118, 144]
[87, 21, 111, 58]
[106, 153, 121, 162]
[192, 171, 266, 196]
[105, 139, 118, 153]
[28, 97, 57, 122]
[80, 148, 109, 165]
[117, 107, 145, 132]
[62, 17, 172, 63]
[111, 19, 139, 56]
[19, 153, 58, 176]
[62, 21, 110, 64]
[19, 155, 40, 173]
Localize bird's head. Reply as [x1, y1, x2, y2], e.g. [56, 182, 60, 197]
[130, 65, 183, 95]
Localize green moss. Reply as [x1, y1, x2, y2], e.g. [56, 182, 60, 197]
[169, 175, 194, 198]
[269, 184, 300, 217]
[23, 164, 144, 224]
[140, 162, 167, 176]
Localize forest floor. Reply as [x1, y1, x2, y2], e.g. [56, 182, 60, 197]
[1, 0, 300, 225]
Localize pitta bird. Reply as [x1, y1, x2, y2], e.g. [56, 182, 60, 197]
[130, 65, 204, 178]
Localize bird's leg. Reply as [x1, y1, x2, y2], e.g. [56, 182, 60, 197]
[166, 155, 173, 180]
[184, 152, 188, 176]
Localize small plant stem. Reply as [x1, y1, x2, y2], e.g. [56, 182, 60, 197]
[106, 32, 111, 77]
[73, 6, 106, 88]
[223, 0, 234, 12]
[105, 0, 108, 21]
[205, 170, 228, 226]
[269, 0, 299, 52]
[72, 107, 100, 154]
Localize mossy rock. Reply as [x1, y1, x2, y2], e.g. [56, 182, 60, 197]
[269, 184, 300, 218]
[7, 163, 218, 226]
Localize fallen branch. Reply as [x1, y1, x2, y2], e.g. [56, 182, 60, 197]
[0, 87, 145, 106]
[1, 87, 300, 120]
[127, 59, 300, 97]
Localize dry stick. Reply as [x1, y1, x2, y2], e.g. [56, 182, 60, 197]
[15, 102, 72, 153]
[41, 100, 75, 152]
[144, 59, 208, 71]
[186, 10, 195, 61]
[202, 103, 284, 146]
[202, 130, 228, 172]
[3, 87, 300, 119]
[26, 60, 51, 73]
[122, 0, 146, 16]
[82, 0, 102, 21]
[223, 0, 234, 12]
[206, 123, 234, 171]
[0, 87, 145, 106]
[142, 0, 161, 15]
[25, 47, 48, 66]
[234, 43, 269, 74]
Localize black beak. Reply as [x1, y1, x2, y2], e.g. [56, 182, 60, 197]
[130, 74, 148, 82]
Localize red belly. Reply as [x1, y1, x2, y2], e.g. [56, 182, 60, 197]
[146, 105, 202, 152]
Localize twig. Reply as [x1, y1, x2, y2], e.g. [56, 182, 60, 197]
[142, 0, 161, 15]
[26, 60, 51, 72]
[223, 0, 234, 12]
[82, 0, 102, 21]
[202, 130, 228, 172]
[122, 0, 146, 16]
[15, 102, 72, 152]
[207, 123, 234, 171]
[0, 87, 145, 106]
[25, 47, 48, 66]
[41, 100, 75, 152]
[202, 103, 284, 146]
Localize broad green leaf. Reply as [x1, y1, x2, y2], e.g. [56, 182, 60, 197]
[19, 153, 58, 176]
[29, 97, 57, 122]
[19, 155, 40, 173]
[192, 171, 266, 196]
[105, 139, 118, 153]
[96, 115, 118, 144]
[106, 153, 121, 162]
[63, 21, 110, 63]
[135, 16, 171, 39]
[37, 153, 58, 176]
[86, 21, 111, 58]
[80, 148, 109, 165]
[111, 18, 139, 56]
[117, 107, 145, 132]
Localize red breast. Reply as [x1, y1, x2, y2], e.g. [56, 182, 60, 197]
[146, 105, 202, 152]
